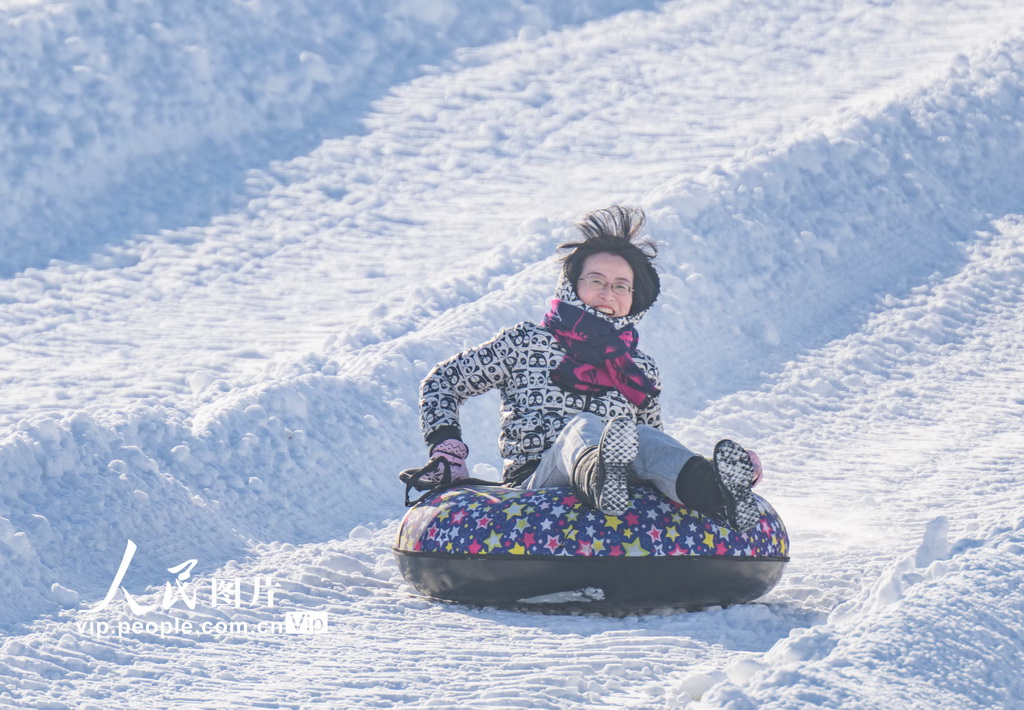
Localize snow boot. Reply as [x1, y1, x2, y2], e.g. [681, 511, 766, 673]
[712, 439, 762, 531]
[570, 416, 638, 516]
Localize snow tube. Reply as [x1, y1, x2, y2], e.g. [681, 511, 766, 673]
[393, 484, 789, 610]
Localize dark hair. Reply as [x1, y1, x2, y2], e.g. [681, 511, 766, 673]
[558, 206, 660, 314]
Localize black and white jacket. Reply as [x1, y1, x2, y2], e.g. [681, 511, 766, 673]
[419, 276, 662, 483]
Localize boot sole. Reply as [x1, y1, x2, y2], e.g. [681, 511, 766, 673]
[597, 417, 638, 516]
[713, 440, 761, 531]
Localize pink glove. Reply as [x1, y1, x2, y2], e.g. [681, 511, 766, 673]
[430, 439, 469, 481]
[747, 450, 763, 487]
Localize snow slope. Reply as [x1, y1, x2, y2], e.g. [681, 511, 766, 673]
[2, 0, 1024, 707]
[0, 0, 663, 276]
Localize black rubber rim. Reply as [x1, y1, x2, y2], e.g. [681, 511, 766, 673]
[394, 549, 789, 610]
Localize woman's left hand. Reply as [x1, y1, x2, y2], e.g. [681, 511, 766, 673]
[747, 450, 763, 487]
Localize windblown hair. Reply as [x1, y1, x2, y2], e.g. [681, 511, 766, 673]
[558, 206, 660, 314]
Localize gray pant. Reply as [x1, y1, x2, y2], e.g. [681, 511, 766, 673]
[523, 413, 698, 504]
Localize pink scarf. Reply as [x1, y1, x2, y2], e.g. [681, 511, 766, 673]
[541, 299, 660, 408]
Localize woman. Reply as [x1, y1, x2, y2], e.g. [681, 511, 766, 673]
[413, 206, 762, 530]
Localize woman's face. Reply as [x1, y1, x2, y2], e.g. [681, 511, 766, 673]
[575, 252, 634, 317]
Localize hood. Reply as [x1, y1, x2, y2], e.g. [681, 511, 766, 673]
[551, 273, 654, 329]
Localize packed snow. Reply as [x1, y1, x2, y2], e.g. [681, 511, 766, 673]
[2, 0, 1024, 707]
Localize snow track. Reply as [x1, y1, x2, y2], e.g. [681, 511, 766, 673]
[2, 0, 1024, 707]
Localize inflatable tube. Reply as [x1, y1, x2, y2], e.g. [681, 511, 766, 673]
[394, 485, 789, 610]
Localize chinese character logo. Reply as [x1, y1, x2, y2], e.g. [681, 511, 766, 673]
[92, 540, 279, 614]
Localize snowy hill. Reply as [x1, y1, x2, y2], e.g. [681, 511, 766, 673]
[2, 0, 1024, 707]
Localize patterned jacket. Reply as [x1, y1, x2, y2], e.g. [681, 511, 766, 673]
[419, 276, 662, 483]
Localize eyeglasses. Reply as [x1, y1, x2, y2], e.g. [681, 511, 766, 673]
[578, 276, 633, 296]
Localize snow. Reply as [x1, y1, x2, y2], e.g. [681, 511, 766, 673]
[1, 0, 1024, 707]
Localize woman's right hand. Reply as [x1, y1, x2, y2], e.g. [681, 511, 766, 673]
[429, 439, 470, 480]
[398, 440, 470, 506]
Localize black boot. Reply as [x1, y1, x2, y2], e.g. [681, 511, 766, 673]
[569, 416, 637, 515]
[712, 439, 761, 530]
[675, 440, 761, 530]
[570, 446, 603, 509]
[674, 455, 721, 512]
